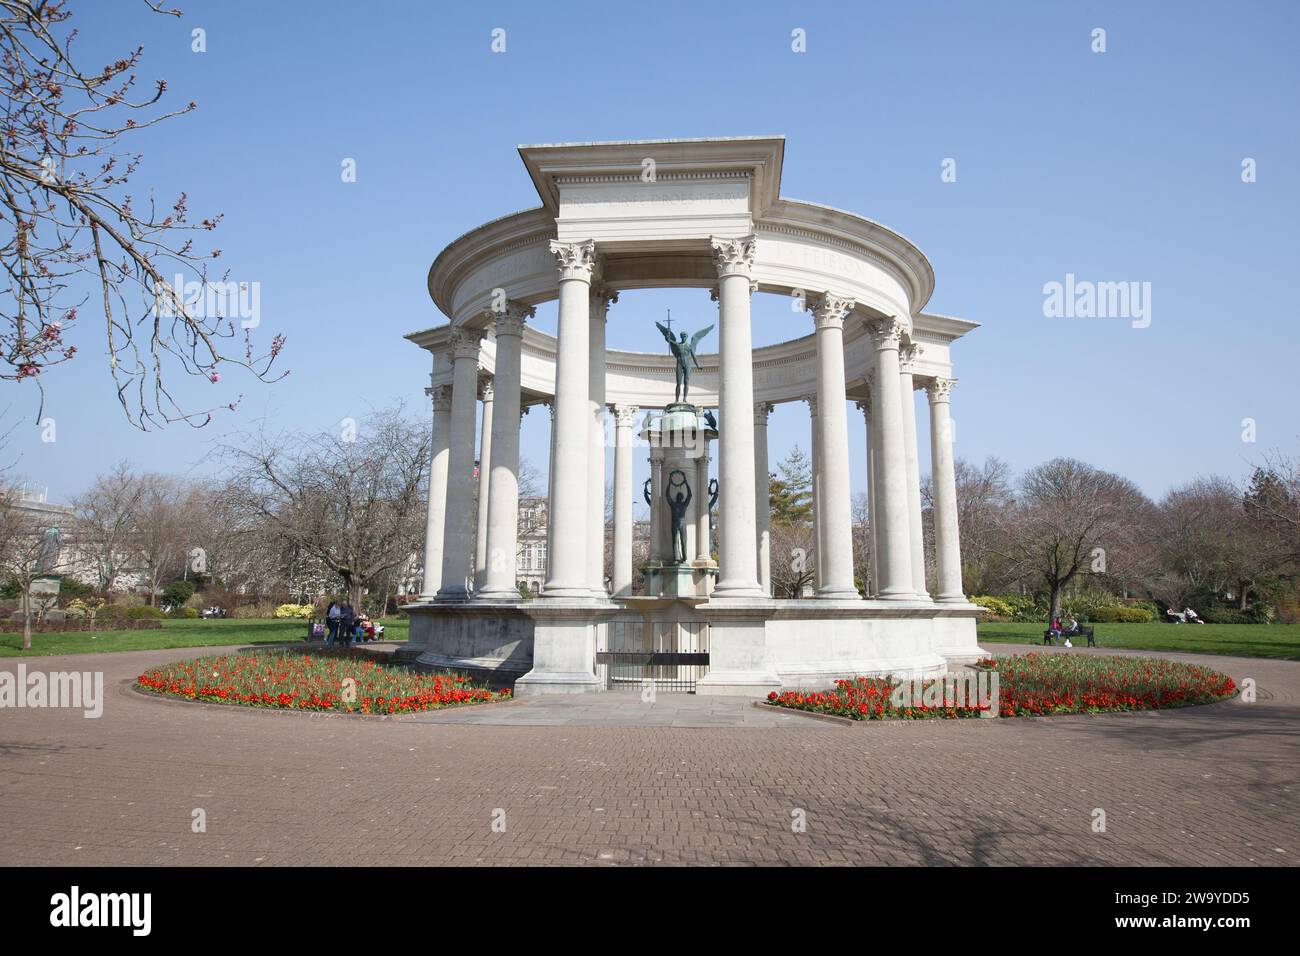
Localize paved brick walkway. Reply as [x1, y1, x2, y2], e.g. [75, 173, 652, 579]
[0, 643, 1295, 866]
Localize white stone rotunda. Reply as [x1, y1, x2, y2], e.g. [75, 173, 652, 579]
[404, 136, 985, 696]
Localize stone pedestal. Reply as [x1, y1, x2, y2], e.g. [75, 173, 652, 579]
[515, 600, 617, 695]
[693, 600, 780, 696]
[642, 562, 718, 599]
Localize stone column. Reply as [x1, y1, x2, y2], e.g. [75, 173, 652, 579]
[648, 444, 665, 563]
[588, 284, 616, 595]
[611, 403, 638, 597]
[753, 401, 773, 594]
[477, 303, 533, 602]
[866, 316, 914, 600]
[927, 377, 965, 603]
[544, 400, 556, 571]
[856, 396, 878, 597]
[473, 376, 494, 585]
[899, 343, 929, 599]
[695, 452, 711, 561]
[419, 383, 453, 598]
[541, 239, 598, 599]
[709, 235, 765, 599]
[436, 328, 484, 601]
[805, 395, 821, 590]
[811, 294, 860, 599]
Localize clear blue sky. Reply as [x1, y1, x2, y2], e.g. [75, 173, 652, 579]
[7, 0, 1298, 506]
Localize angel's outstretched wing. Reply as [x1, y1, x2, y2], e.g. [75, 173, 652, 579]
[655, 321, 676, 347]
[689, 324, 714, 351]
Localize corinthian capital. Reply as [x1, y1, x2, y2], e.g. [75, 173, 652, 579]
[754, 400, 774, 425]
[899, 342, 924, 373]
[811, 292, 856, 331]
[492, 300, 534, 338]
[550, 239, 599, 282]
[710, 235, 757, 279]
[590, 282, 618, 319]
[866, 316, 905, 351]
[426, 384, 453, 412]
[926, 377, 956, 403]
[448, 328, 484, 360]
[855, 391, 872, 420]
[612, 403, 640, 428]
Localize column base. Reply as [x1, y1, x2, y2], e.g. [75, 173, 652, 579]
[694, 598, 777, 697]
[516, 599, 617, 696]
[513, 671, 604, 696]
[695, 671, 782, 697]
[710, 582, 769, 600]
[815, 586, 863, 600]
[538, 584, 598, 600]
[473, 586, 525, 603]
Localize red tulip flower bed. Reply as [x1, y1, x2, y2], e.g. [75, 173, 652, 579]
[137, 649, 511, 715]
[765, 653, 1237, 720]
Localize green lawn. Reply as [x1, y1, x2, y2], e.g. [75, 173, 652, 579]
[8, 616, 1296, 661]
[978, 621, 1300, 660]
[0, 616, 410, 657]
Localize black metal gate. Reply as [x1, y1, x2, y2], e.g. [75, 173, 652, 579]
[597, 650, 711, 692]
[597, 618, 710, 692]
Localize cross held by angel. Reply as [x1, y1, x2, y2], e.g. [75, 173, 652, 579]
[655, 319, 713, 405]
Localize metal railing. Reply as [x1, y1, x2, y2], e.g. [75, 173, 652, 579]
[597, 617, 710, 692]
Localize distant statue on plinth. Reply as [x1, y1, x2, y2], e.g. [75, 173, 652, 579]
[655, 320, 713, 405]
[38, 524, 62, 575]
[665, 469, 693, 564]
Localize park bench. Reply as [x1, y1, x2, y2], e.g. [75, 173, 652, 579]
[1043, 626, 1095, 647]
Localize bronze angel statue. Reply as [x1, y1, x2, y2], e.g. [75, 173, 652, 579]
[655, 321, 713, 405]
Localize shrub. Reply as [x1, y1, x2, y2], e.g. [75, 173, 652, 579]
[232, 601, 281, 619]
[967, 595, 1013, 616]
[1088, 606, 1155, 623]
[167, 606, 200, 619]
[273, 603, 315, 619]
[1199, 606, 1272, 624]
[162, 579, 195, 609]
[1004, 593, 1047, 622]
[126, 605, 164, 620]
[56, 577, 96, 602]
[1060, 588, 1124, 621]
[97, 604, 127, 622]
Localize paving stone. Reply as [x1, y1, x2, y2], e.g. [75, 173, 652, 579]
[0, 642, 1294, 866]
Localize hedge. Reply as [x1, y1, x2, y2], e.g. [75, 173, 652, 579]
[1088, 606, 1156, 623]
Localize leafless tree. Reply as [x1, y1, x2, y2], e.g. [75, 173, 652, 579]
[769, 516, 815, 598]
[993, 458, 1150, 622]
[924, 456, 1015, 594]
[0, 0, 286, 427]
[850, 490, 871, 593]
[219, 406, 430, 607]
[71, 458, 144, 591]
[0, 479, 65, 648]
[132, 471, 188, 604]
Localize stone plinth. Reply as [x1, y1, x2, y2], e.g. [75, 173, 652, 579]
[514, 600, 618, 695]
[403, 601, 533, 679]
[641, 562, 718, 599]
